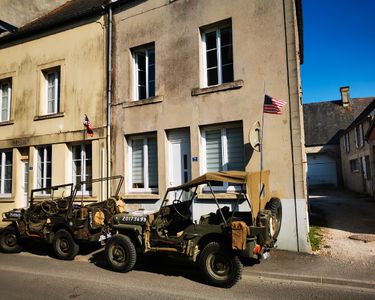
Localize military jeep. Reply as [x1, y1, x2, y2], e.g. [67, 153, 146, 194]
[0, 175, 124, 260]
[104, 171, 282, 288]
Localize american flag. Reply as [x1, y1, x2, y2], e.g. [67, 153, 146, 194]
[263, 95, 286, 115]
[83, 114, 94, 137]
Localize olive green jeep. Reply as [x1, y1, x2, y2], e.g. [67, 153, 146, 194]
[0, 175, 124, 260]
[104, 171, 282, 288]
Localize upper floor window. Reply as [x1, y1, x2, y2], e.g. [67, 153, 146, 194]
[0, 78, 11, 122]
[354, 123, 364, 148]
[133, 44, 155, 100]
[343, 133, 350, 153]
[0, 150, 12, 195]
[37, 145, 52, 193]
[71, 143, 92, 194]
[43, 67, 60, 114]
[128, 134, 158, 193]
[201, 21, 233, 87]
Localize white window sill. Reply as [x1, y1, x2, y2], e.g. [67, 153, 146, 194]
[191, 80, 243, 96]
[34, 112, 64, 121]
[123, 193, 160, 200]
[0, 120, 14, 126]
[122, 95, 163, 108]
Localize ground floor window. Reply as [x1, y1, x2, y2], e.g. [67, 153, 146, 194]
[201, 123, 244, 191]
[0, 150, 12, 194]
[37, 146, 52, 193]
[72, 143, 92, 194]
[350, 159, 359, 173]
[128, 134, 158, 193]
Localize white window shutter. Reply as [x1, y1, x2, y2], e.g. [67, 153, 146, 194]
[147, 137, 158, 188]
[205, 129, 222, 172]
[226, 127, 244, 171]
[132, 139, 144, 187]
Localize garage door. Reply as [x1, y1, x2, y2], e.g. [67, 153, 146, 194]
[307, 153, 338, 187]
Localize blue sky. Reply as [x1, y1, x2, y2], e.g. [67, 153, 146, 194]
[302, 0, 375, 103]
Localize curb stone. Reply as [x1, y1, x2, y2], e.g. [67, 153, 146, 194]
[244, 271, 375, 290]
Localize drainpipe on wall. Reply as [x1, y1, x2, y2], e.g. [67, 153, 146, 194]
[106, 4, 113, 198]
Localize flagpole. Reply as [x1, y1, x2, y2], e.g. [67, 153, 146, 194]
[259, 82, 266, 214]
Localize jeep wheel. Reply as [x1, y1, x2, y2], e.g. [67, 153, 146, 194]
[105, 235, 136, 273]
[53, 229, 79, 260]
[199, 242, 243, 288]
[266, 198, 282, 240]
[0, 226, 22, 253]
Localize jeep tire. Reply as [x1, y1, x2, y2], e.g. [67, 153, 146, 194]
[53, 229, 79, 260]
[266, 198, 282, 240]
[0, 226, 22, 253]
[199, 241, 243, 288]
[105, 234, 136, 273]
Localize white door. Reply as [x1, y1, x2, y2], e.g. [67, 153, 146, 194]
[20, 160, 29, 208]
[168, 129, 191, 187]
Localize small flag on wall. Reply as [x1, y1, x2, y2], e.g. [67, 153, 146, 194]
[83, 114, 94, 137]
[263, 95, 286, 115]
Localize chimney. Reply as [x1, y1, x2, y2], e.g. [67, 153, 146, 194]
[340, 86, 350, 107]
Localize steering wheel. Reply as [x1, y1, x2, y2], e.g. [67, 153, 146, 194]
[41, 200, 59, 215]
[172, 199, 188, 219]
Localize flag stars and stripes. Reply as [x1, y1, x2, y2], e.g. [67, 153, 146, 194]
[263, 94, 286, 115]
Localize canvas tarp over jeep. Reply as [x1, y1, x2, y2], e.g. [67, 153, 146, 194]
[104, 171, 282, 288]
[0, 175, 124, 260]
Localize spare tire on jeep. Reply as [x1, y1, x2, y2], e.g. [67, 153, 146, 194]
[266, 198, 282, 240]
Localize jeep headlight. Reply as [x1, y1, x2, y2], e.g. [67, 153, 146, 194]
[2, 212, 6, 219]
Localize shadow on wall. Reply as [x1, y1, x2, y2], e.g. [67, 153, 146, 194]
[308, 188, 375, 234]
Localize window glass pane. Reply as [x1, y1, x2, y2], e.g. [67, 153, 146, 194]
[205, 31, 217, 50]
[227, 127, 244, 170]
[221, 45, 233, 65]
[132, 139, 144, 188]
[222, 64, 234, 83]
[148, 81, 155, 98]
[137, 53, 146, 71]
[148, 64, 155, 82]
[220, 26, 232, 46]
[138, 70, 146, 86]
[206, 49, 218, 68]
[147, 137, 158, 188]
[207, 68, 218, 86]
[148, 49, 155, 65]
[138, 86, 146, 100]
[4, 179, 11, 193]
[205, 129, 222, 172]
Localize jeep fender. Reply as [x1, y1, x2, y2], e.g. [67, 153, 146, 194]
[113, 224, 143, 249]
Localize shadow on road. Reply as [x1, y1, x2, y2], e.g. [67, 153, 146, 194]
[88, 249, 207, 285]
[308, 188, 375, 234]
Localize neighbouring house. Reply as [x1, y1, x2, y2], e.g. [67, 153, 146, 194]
[110, 0, 310, 252]
[0, 0, 110, 223]
[303, 87, 373, 188]
[340, 100, 375, 196]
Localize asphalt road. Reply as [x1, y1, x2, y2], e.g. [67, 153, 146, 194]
[0, 252, 374, 300]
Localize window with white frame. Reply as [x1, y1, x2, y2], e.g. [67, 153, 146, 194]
[37, 146, 52, 193]
[201, 124, 244, 190]
[201, 21, 233, 87]
[343, 133, 350, 153]
[354, 124, 364, 148]
[0, 78, 11, 122]
[72, 144, 92, 194]
[133, 45, 155, 100]
[0, 150, 12, 195]
[43, 68, 60, 114]
[128, 135, 158, 192]
[350, 159, 359, 173]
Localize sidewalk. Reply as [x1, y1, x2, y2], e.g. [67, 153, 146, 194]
[244, 249, 375, 289]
